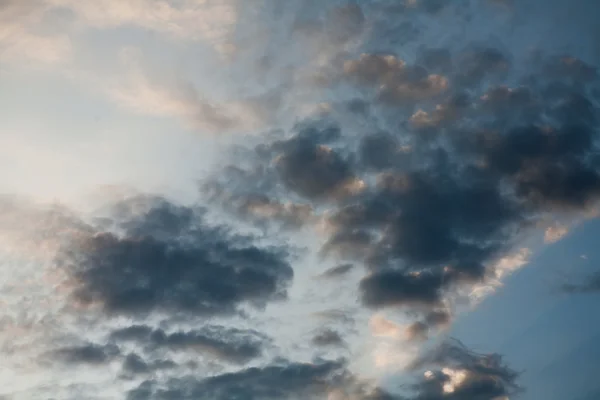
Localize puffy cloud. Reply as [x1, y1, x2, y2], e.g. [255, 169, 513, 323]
[409, 339, 521, 400]
[319, 264, 355, 279]
[312, 329, 345, 347]
[344, 53, 449, 106]
[0, 0, 72, 65]
[51, 343, 120, 365]
[56, 195, 293, 317]
[127, 359, 349, 400]
[273, 138, 362, 201]
[544, 224, 569, 243]
[209, 40, 600, 341]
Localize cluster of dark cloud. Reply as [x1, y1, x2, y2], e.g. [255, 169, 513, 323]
[55, 195, 293, 317]
[407, 339, 521, 400]
[6, 1, 600, 398]
[49, 324, 266, 377]
[109, 324, 266, 365]
[208, 23, 600, 332]
[125, 337, 519, 400]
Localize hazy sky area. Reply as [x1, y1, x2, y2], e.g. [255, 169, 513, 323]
[1, 1, 600, 399]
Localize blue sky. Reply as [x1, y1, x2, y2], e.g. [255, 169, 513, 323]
[1, 1, 600, 399]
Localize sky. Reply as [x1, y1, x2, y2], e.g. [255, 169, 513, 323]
[1, 0, 600, 399]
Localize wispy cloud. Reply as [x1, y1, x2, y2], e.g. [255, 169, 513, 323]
[0, 0, 72, 65]
[46, 0, 240, 55]
[104, 47, 275, 133]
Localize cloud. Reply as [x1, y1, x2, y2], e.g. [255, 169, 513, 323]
[51, 343, 120, 365]
[312, 329, 345, 347]
[0, 0, 72, 65]
[209, 40, 600, 339]
[361, 270, 446, 310]
[127, 359, 349, 400]
[109, 324, 265, 364]
[46, 0, 240, 55]
[3, 0, 600, 397]
[562, 271, 600, 294]
[105, 48, 275, 134]
[544, 224, 569, 243]
[273, 137, 363, 201]
[55, 195, 293, 317]
[409, 339, 521, 400]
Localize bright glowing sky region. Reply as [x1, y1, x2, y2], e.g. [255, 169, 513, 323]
[1, 1, 600, 399]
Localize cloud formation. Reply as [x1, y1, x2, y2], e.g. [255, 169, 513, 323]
[0, 0, 72, 65]
[56, 195, 293, 316]
[206, 11, 600, 354]
[109, 324, 265, 364]
[409, 339, 521, 400]
[3, 0, 600, 398]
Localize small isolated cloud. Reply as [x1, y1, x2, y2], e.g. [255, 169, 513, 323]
[409, 339, 521, 400]
[544, 224, 569, 243]
[312, 329, 345, 347]
[344, 53, 449, 106]
[319, 264, 355, 279]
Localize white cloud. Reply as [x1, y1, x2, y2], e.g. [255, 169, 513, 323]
[467, 248, 531, 304]
[544, 224, 569, 243]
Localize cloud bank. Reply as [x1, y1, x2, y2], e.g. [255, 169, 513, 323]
[2, 0, 600, 398]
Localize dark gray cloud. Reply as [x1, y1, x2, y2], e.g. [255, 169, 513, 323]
[318, 263, 355, 279]
[51, 343, 120, 365]
[209, 43, 600, 324]
[361, 270, 445, 310]
[125, 339, 518, 400]
[57, 195, 293, 317]
[312, 329, 345, 347]
[408, 339, 521, 400]
[127, 359, 349, 400]
[109, 324, 265, 364]
[273, 136, 358, 201]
